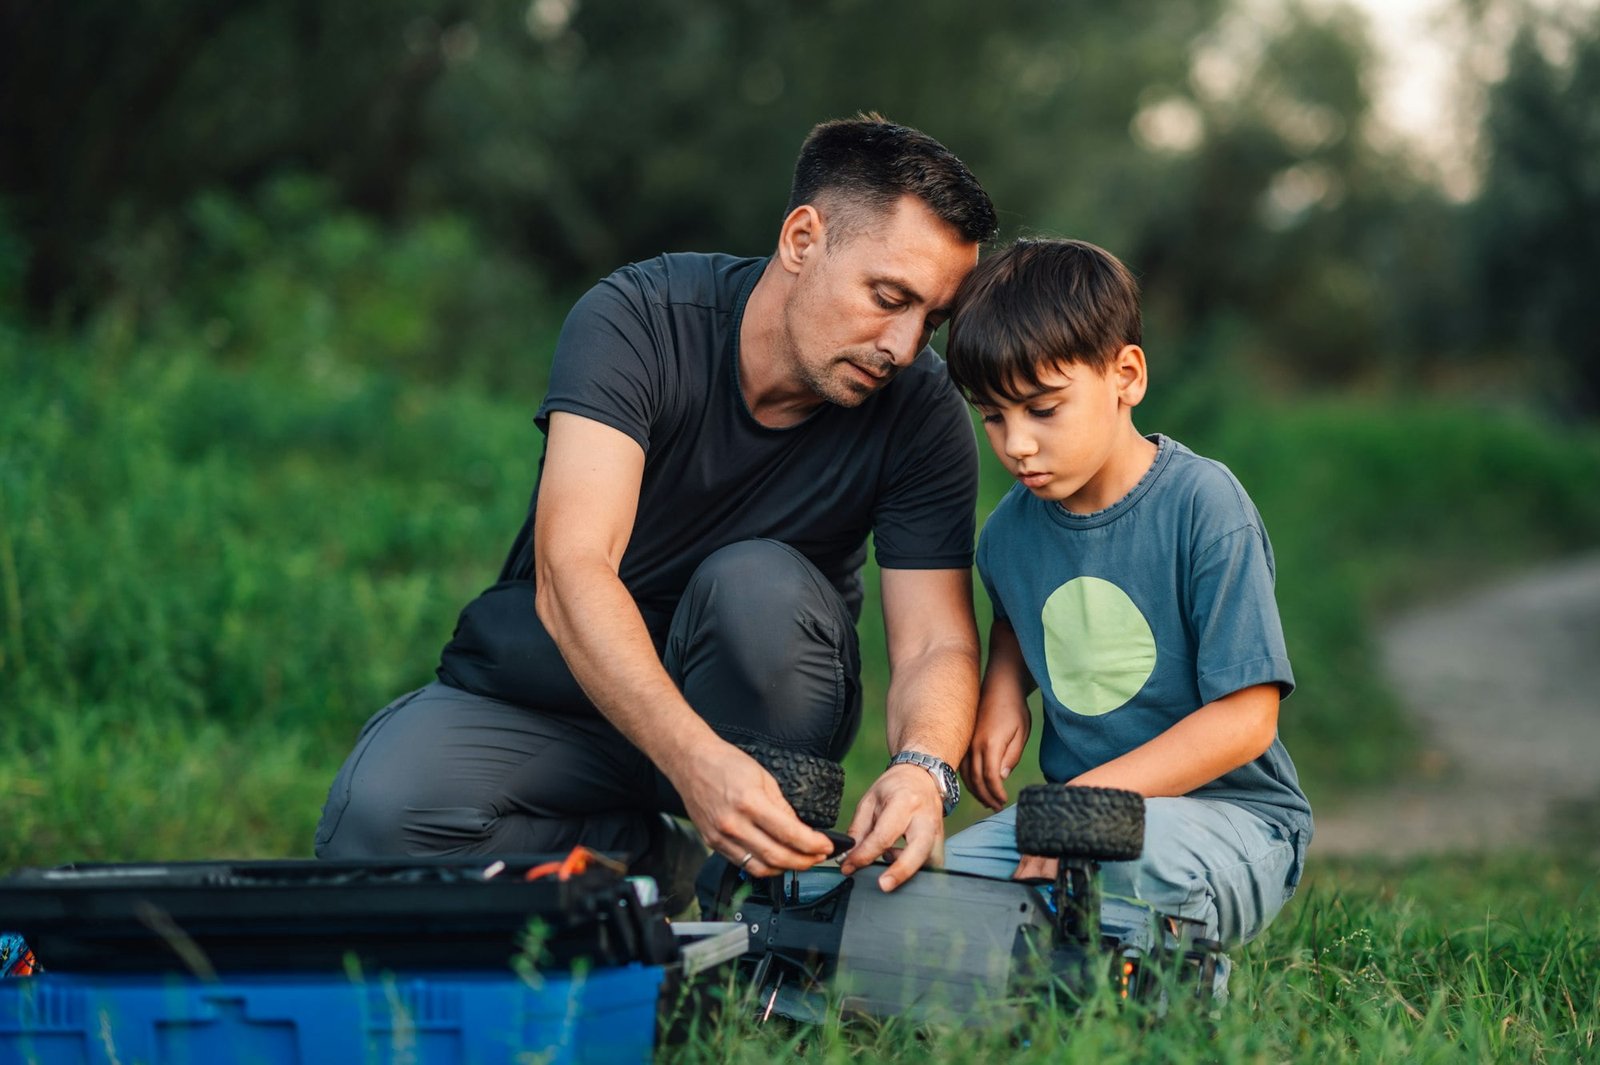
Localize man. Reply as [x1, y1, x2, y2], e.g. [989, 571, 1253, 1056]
[315, 115, 996, 897]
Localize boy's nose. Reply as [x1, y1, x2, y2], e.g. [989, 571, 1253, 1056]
[1005, 427, 1037, 459]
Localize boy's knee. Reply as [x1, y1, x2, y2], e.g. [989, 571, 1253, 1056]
[1099, 852, 1215, 934]
[943, 807, 1022, 880]
[1101, 797, 1295, 943]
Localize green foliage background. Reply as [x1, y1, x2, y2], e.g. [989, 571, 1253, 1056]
[3, 4, 1600, 1057]
[3, 187, 1599, 866]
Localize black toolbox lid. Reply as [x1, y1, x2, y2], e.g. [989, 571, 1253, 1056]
[0, 856, 677, 975]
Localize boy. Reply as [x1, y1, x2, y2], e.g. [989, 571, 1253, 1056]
[941, 238, 1311, 946]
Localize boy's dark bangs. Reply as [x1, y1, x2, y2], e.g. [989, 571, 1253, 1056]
[947, 281, 1075, 404]
[954, 316, 1060, 404]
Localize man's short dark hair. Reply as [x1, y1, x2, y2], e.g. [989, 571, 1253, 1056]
[786, 113, 997, 246]
[946, 238, 1143, 404]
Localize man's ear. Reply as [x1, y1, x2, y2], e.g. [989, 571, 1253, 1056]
[1115, 344, 1148, 407]
[776, 204, 824, 275]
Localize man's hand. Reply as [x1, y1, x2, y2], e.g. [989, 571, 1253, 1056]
[670, 739, 834, 878]
[960, 693, 1031, 811]
[838, 763, 946, 892]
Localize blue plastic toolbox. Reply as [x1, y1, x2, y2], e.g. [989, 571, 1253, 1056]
[0, 965, 665, 1064]
[0, 856, 686, 1063]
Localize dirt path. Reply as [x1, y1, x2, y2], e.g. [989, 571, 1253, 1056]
[1311, 551, 1600, 857]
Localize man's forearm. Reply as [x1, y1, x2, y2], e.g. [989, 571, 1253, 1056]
[535, 558, 715, 782]
[884, 642, 981, 765]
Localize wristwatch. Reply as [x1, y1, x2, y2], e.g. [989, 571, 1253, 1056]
[889, 751, 961, 817]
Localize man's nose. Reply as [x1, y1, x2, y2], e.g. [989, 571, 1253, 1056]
[879, 314, 927, 366]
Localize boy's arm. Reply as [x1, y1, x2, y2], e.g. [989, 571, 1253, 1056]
[1012, 683, 1281, 881]
[1065, 683, 1281, 796]
[961, 617, 1037, 811]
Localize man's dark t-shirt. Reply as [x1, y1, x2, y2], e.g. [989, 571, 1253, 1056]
[437, 252, 978, 709]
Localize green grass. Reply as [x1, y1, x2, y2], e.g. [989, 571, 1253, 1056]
[661, 853, 1599, 1063]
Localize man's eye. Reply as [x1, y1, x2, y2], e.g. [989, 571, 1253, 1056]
[874, 292, 903, 310]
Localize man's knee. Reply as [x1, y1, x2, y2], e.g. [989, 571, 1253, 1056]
[684, 540, 851, 637]
[668, 540, 861, 757]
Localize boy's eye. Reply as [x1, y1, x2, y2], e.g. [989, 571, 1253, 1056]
[1028, 405, 1058, 418]
[978, 411, 1003, 425]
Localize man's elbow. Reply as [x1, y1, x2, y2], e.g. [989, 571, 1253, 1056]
[532, 548, 567, 631]
[533, 546, 615, 633]
[534, 579, 556, 631]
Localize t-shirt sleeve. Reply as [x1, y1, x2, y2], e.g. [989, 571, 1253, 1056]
[1189, 524, 1296, 704]
[974, 518, 1008, 622]
[535, 270, 661, 451]
[871, 375, 979, 570]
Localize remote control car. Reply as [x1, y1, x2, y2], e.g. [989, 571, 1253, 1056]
[700, 744, 1226, 1026]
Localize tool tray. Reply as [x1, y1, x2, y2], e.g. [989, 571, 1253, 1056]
[0, 857, 677, 974]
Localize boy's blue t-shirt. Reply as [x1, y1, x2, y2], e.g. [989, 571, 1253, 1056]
[977, 434, 1312, 854]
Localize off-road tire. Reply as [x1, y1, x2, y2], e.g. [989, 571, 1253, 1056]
[1015, 785, 1145, 861]
[739, 743, 844, 828]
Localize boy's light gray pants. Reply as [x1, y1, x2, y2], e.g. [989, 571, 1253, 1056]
[314, 539, 862, 862]
[943, 796, 1301, 945]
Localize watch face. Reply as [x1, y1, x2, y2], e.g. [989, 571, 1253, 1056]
[939, 765, 960, 811]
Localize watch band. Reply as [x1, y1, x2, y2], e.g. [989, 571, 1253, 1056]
[888, 751, 960, 816]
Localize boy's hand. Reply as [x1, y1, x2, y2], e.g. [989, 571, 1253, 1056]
[960, 695, 1031, 811]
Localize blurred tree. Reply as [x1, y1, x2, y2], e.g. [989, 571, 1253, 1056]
[0, 0, 471, 312]
[417, 0, 1226, 283]
[2, 0, 1229, 309]
[1119, 4, 1456, 388]
[1468, 6, 1600, 414]
[0, 0, 1495, 405]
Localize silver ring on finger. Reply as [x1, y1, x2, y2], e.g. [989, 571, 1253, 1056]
[739, 851, 755, 871]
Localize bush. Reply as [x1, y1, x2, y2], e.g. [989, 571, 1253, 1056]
[97, 175, 566, 394]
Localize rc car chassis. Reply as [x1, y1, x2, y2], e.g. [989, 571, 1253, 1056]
[702, 745, 1226, 1025]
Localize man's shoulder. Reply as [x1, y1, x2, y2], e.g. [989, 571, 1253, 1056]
[601, 252, 766, 311]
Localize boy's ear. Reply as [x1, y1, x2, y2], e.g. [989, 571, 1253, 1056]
[776, 205, 824, 275]
[1114, 344, 1148, 407]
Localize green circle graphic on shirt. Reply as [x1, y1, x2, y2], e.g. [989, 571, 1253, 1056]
[1041, 576, 1156, 717]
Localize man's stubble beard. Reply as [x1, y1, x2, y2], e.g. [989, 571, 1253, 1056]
[781, 299, 875, 409]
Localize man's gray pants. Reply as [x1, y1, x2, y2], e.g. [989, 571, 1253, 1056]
[314, 539, 862, 862]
